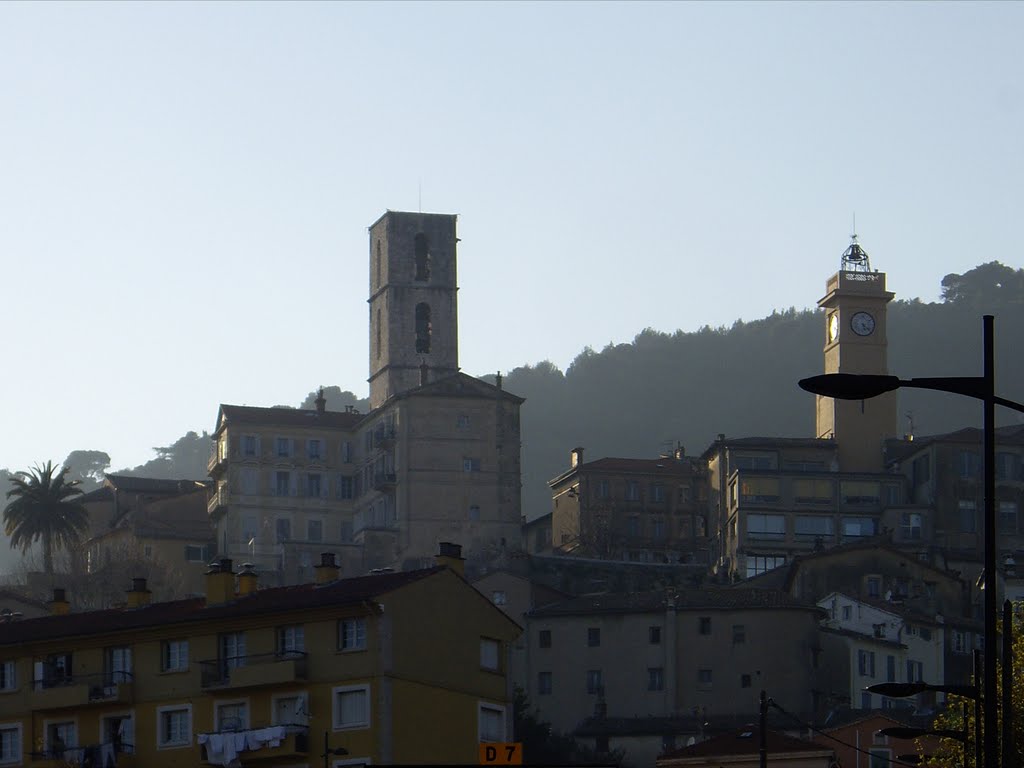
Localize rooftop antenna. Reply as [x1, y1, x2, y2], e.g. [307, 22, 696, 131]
[840, 213, 871, 273]
[418, 178, 422, 213]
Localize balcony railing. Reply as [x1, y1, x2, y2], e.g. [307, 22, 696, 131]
[199, 651, 307, 690]
[373, 472, 397, 490]
[30, 672, 134, 709]
[208, 484, 229, 516]
[199, 725, 308, 764]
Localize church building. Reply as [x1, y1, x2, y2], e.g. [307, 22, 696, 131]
[207, 211, 523, 582]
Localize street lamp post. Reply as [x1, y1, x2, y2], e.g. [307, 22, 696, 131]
[800, 315, 1024, 768]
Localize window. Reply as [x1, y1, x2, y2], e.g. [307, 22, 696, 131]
[463, 457, 481, 472]
[747, 514, 785, 540]
[741, 673, 752, 688]
[900, 512, 923, 540]
[906, 660, 923, 683]
[649, 626, 661, 644]
[492, 591, 507, 606]
[106, 646, 132, 684]
[732, 624, 746, 644]
[998, 502, 1018, 535]
[46, 721, 76, 757]
[278, 625, 305, 656]
[243, 435, 258, 457]
[307, 519, 323, 543]
[276, 437, 292, 458]
[951, 630, 970, 655]
[842, 517, 879, 539]
[867, 576, 881, 597]
[740, 477, 780, 503]
[794, 516, 834, 539]
[538, 630, 551, 649]
[959, 450, 982, 479]
[793, 478, 833, 504]
[162, 640, 188, 672]
[339, 618, 367, 651]
[587, 627, 601, 647]
[275, 470, 291, 497]
[996, 452, 1020, 480]
[415, 302, 432, 353]
[275, 517, 291, 542]
[842, 605, 852, 621]
[735, 455, 774, 470]
[478, 703, 505, 743]
[959, 500, 977, 533]
[652, 519, 666, 539]
[697, 669, 713, 689]
[308, 439, 322, 460]
[887, 655, 896, 682]
[306, 473, 322, 497]
[239, 468, 258, 495]
[273, 693, 309, 726]
[648, 667, 664, 691]
[219, 632, 246, 682]
[537, 671, 552, 695]
[861, 692, 873, 710]
[627, 516, 640, 537]
[746, 554, 786, 577]
[0, 725, 19, 764]
[480, 639, 500, 671]
[341, 441, 352, 463]
[0, 662, 14, 691]
[841, 481, 880, 505]
[457, 414, 470, 430]
[469, 505, 481, 521]
[913, 454, 931, 485]
[184, 544, 210, 562]
[414, 233, 431, 281]
[338, 476, 354, 499]
[215, 701, 248, 732]
[586, 669, 603, 694]
[158, 705, 190, 748]
[596, 480, 610, 499]
[699, 616, 712, 635]
[651, 484, 665, 502]
[333, 685, 370, 730]
[625, 481, 640, 501]
[858, 649, 876, 677]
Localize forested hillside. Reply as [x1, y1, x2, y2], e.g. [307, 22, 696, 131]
[2, 263, 1021, 573]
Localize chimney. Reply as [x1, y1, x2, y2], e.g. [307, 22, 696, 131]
[49, 588, 71, 616]
[126, 577, 152, 609]
[237, 563, 258, 596]
[495, 371, 503, 390]
[315, 387, 327, 413]
[571, 447, 584, 468]
[315, 552, 341, 585]
[205, 558, 235, 605]
[435, 542, 465, 578]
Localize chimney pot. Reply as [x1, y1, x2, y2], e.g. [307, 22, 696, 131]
[132, 577, 147, 592]
[53, 588, 66, 603]
[315, 551, 341, 585]
[435, 542, 465, 577]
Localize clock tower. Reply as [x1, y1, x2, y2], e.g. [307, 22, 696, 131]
[815, 237, 898, 472]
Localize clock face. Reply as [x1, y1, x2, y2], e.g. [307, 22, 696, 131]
[828, 313, 839, 342]
[851, 311, 876, 337]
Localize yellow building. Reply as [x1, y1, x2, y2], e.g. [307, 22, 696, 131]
[0, 544, 520, 767]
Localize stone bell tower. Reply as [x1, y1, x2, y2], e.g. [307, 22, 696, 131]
[368, 211, 460, 409]
[816, 236, 898, 472]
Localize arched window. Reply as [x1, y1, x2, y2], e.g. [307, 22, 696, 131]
[415, 303, 431, 353]
[376, 241, 382, 287]
[376, 308, 382, 360]
[414, 233, 430, 281]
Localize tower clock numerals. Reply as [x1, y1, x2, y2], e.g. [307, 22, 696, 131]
[850, 311, 876, 337]
[828, 313, 840, 342]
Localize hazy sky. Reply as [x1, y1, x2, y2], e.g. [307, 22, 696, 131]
[1, 1, 1021, 473]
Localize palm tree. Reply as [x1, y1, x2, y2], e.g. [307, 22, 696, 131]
[3, 461, 89, 575]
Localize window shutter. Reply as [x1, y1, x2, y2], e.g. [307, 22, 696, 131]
[255, 436, 261, 457]
[293, 438, 300, 457]
[290, 472, 298, 497]
[321, 476, 329, 499]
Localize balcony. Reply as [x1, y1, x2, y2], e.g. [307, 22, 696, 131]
[376, 426, 397, 447]
[208, 447, 228, 475]
[31, 743, 136, 767]
[208, 484, 229, 517]
[200, 652, 308, 690]
[373, 472, 397, 491]
[200, 726, 309, 765]
[30, 672, 133, 711]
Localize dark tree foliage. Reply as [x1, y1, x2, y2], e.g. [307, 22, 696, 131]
[121, 431, 211, 480]
[514, 687, 623, 765]
[941, 261, 1024, 306]
[61, 450, 111, 492]
[298, 386, 370, 412]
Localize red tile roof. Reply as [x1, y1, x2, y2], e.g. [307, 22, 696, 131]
[661, 729, 833, 760]
[0, 567, 443, 646]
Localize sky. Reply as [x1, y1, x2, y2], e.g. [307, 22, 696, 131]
[1, 1, 1022, 473]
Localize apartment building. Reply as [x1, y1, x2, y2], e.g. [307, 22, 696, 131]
[549, 447, 707, 565]
[525, 588, 826, 767]
[209, 211, 523, 581]
[0, 545, 520, 767]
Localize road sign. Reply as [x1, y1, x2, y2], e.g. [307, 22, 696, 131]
[479, 742, 523, 765]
